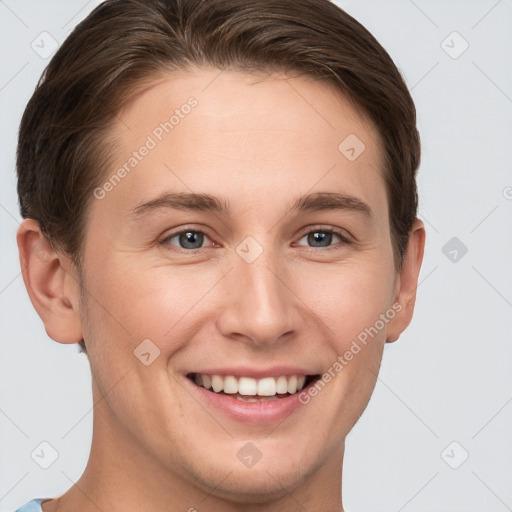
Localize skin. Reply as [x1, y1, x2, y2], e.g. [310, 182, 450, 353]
[17, 67, 425, 512]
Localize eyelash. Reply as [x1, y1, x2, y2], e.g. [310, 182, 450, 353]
[159, 226, 352, 253]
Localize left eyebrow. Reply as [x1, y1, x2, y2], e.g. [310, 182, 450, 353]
[290, 191, 373, 220]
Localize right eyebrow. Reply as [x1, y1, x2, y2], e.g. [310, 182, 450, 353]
[128, 191, 231, 219]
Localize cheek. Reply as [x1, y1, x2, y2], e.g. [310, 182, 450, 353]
[85, 252, 166, 335]
[81, 252, 217, 364]
[295, 259, 395, 346]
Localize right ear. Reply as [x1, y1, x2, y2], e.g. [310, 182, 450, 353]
[16, 219, 83, 345]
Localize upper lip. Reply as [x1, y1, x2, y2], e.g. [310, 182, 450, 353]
[187, 366, 320, 379]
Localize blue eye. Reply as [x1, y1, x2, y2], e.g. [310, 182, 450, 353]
[162, 230, 211, 250]
[296, 229, 348, 249]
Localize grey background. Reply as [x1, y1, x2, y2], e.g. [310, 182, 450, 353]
[1, 1, 511, 511]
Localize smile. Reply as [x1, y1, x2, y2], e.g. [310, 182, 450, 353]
[187, 373, 319, 401]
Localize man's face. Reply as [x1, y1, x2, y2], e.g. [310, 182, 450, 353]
[79, 68, 401, 499]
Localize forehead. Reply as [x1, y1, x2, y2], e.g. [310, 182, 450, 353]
[97, 67, 388, 224]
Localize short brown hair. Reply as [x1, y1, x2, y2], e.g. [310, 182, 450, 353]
[17, 0, 420, 272]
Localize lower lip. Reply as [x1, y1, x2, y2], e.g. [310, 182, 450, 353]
[183, 376, 314, 423]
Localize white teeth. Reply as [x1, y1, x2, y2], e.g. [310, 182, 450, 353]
[257, 377, 276, 396]
[223, 375, 238, 394]
[202, 374, 212, 389]
[287, 375, 298, 394]
[211, 375, 224, 392]
[239, 377, 257, 396]
[192, 373, 310, 397]
[276, 376, 288, 394]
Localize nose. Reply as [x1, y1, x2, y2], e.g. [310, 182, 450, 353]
[215, 244, 301, 346]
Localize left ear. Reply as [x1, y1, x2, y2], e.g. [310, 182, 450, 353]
[386, 218, 426, 343]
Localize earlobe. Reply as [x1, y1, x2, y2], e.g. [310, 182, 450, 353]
[386, 218, 426, 343]
[16, 218, 83, 344]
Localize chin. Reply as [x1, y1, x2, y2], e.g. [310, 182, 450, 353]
[209, 472, 308, 504]
[188, 457, 314, 504]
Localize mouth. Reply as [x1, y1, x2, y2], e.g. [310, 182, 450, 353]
[186, 372, 321, 402]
